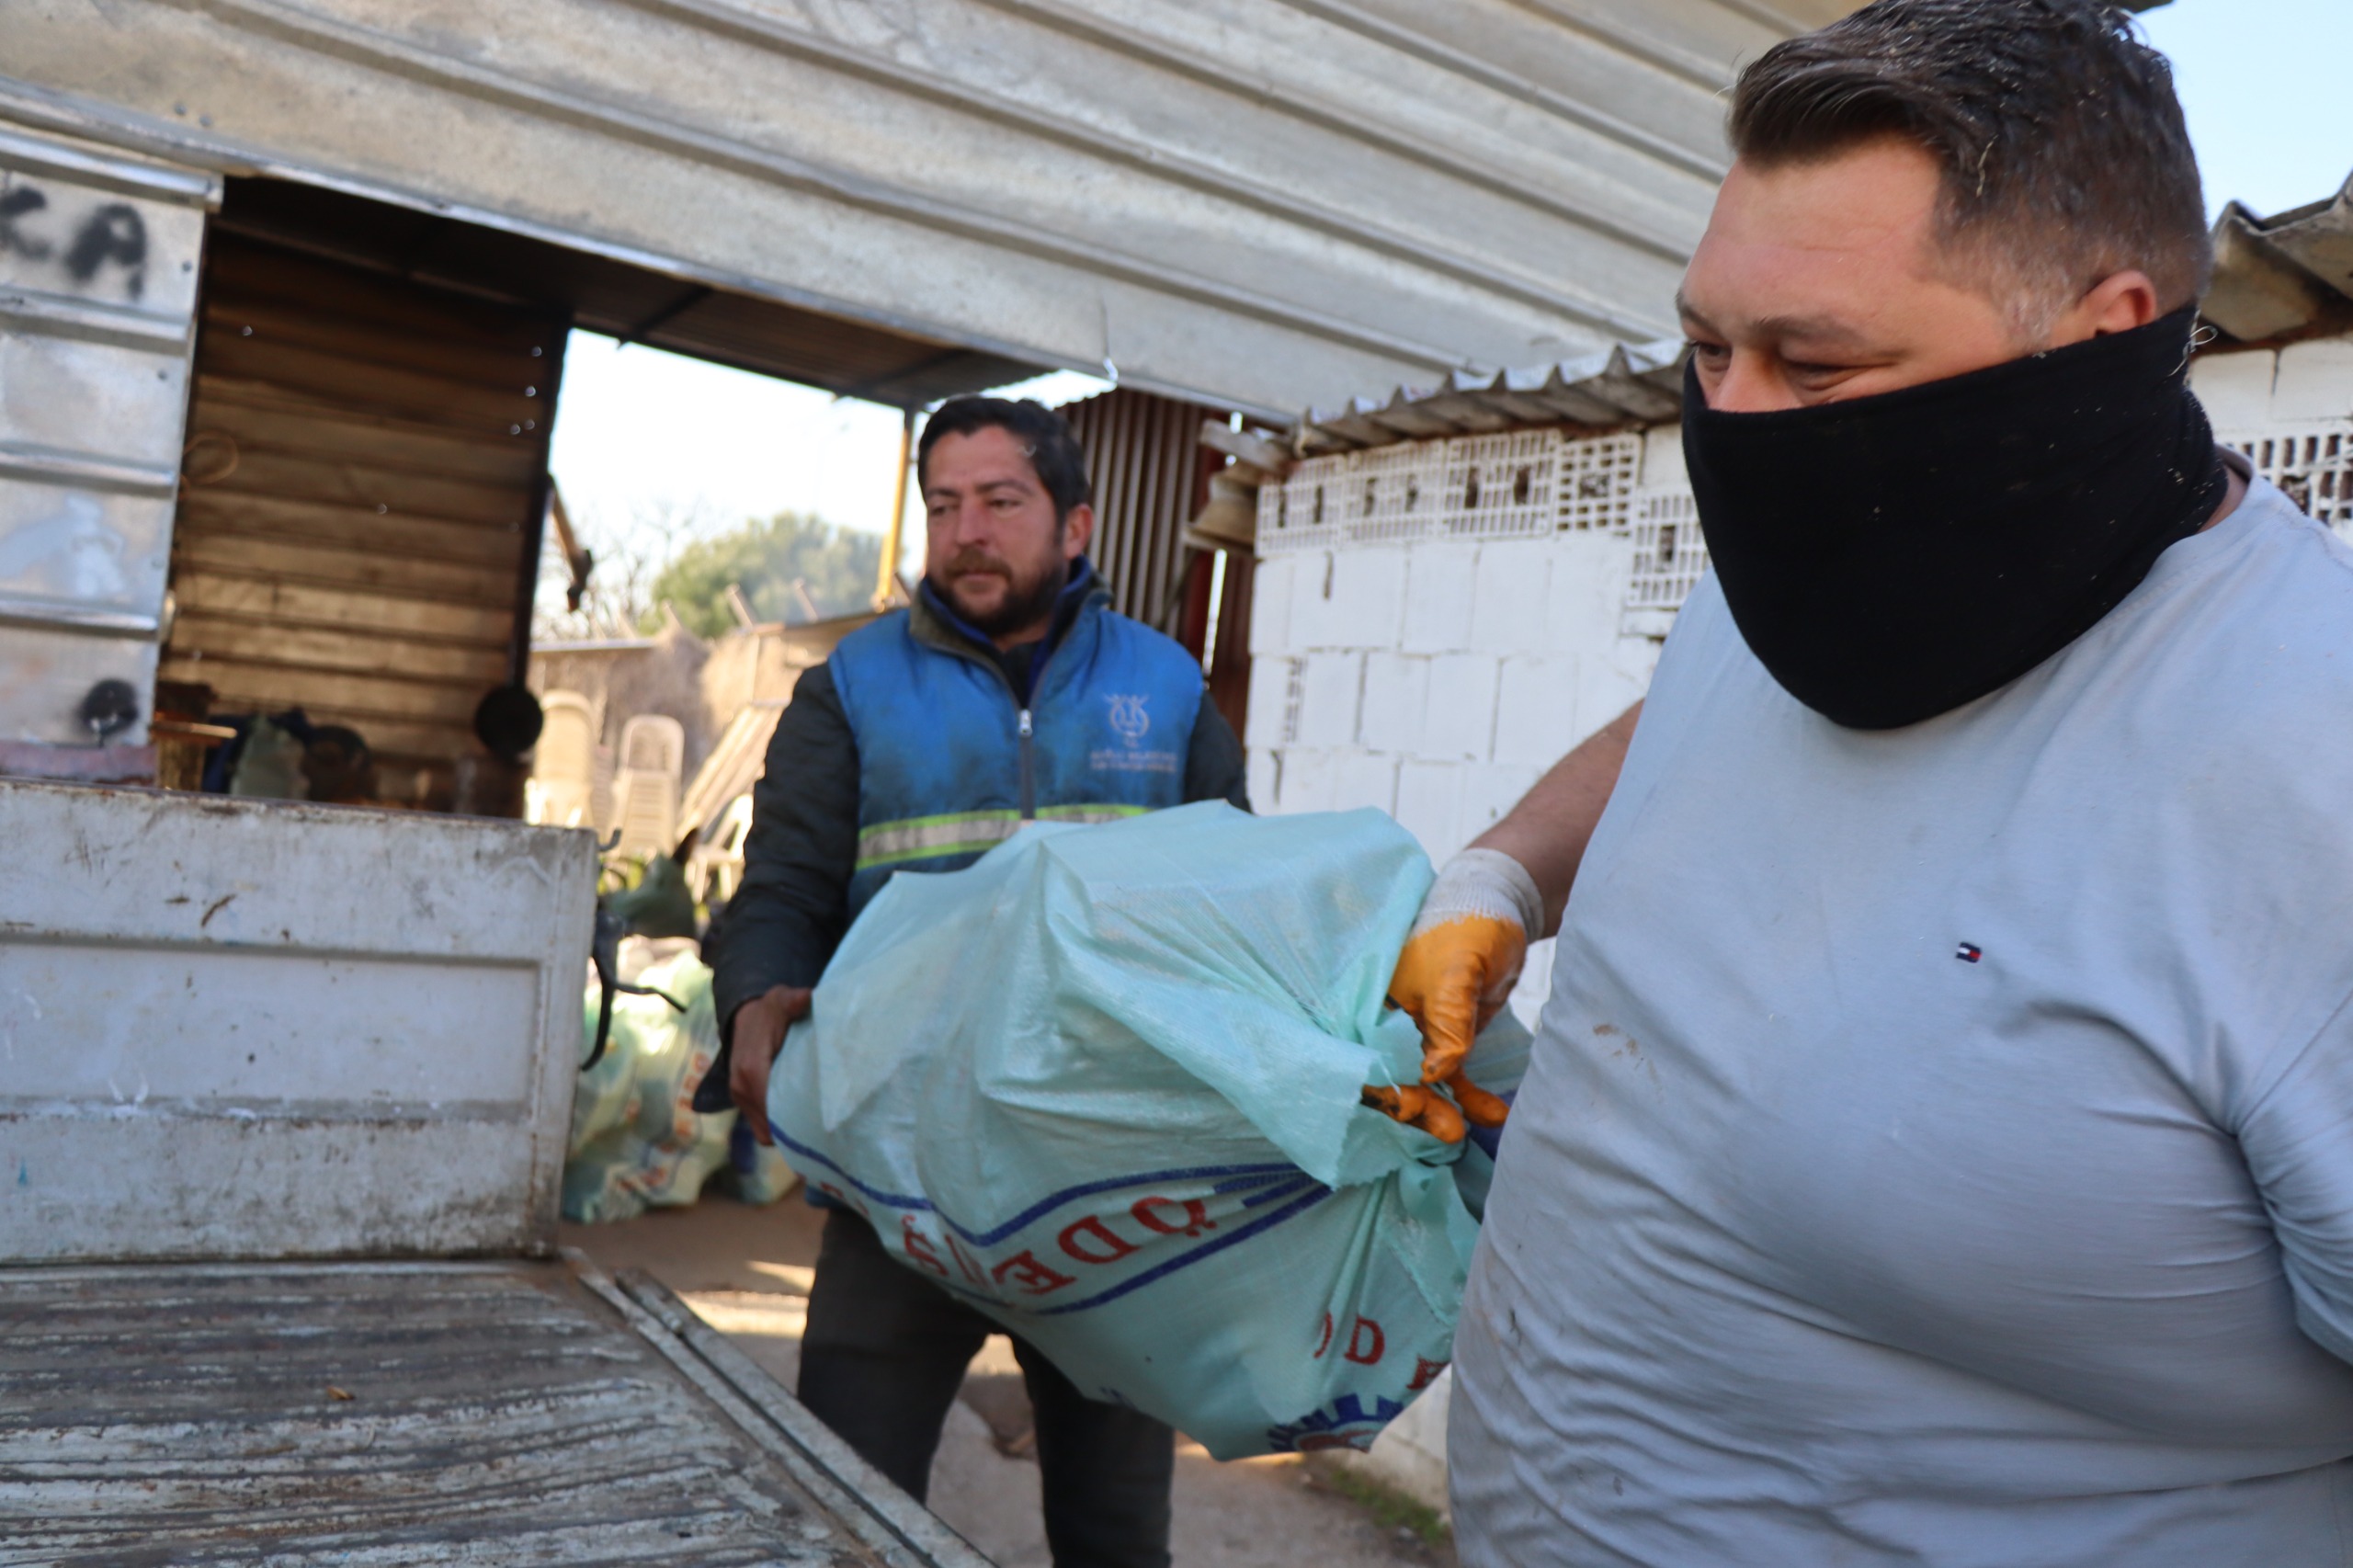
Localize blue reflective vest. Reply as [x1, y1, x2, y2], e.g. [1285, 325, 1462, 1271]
[828, 583, 1204, 918]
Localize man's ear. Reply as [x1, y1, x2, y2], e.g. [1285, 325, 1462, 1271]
[1060, 502, 1096, 561]
[2064, 269, 2162, 342]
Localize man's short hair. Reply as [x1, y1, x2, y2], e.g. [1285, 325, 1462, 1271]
[917, 397, 1093, 522]
[1728, 0, 2210, 336]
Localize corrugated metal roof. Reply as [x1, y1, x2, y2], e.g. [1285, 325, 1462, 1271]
[1291, 162, 2353, 457]
[2203, 170, 2353, 348]
[1295, 337, 1688, 454]
[215, 176, 1041, 409]
[0, 0, 1856, 420]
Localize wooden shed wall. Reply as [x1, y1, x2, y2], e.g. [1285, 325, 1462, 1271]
[162, 232, 563, 795]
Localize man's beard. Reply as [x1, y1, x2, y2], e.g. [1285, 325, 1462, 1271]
[930, 551, 1070, 641]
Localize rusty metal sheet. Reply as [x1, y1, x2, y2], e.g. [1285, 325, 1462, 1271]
[0, 1256, 954, 1564]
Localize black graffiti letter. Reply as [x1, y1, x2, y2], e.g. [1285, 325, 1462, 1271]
[0, 187, 52, 260]
[65, 202, 146, 300]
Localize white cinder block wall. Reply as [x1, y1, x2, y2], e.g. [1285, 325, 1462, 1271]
[2191, 338, 2353, 535]
[1248, 426, 1688, 1025]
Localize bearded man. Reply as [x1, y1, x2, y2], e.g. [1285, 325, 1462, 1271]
[710, 396, 1247, 1567]
[1380, 3, 2353, 1562]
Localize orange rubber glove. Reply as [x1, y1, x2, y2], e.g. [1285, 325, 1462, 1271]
[1369, 849, 1543, 1141]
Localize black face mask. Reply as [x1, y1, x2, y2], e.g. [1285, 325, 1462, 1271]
[1682, 307, 2229, 730]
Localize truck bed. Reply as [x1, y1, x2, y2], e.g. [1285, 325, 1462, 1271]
[0, 1253, 990, 1566]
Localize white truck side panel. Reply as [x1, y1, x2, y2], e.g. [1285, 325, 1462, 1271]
[0, 781, 597, 1262]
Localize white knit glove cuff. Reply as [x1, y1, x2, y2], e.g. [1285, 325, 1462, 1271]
[1409, 848, 1543, 942]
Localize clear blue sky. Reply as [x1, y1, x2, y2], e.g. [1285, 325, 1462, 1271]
[2140, 0, 2353, 221]
[545, 0, 2349, 608]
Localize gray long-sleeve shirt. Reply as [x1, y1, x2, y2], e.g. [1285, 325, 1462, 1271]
[1453, 474, 2353, 1565]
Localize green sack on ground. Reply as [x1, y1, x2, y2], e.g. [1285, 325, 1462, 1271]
[564, 951, 800, 1221]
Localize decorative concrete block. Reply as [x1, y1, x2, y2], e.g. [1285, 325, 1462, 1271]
[1542, 529, 1633, 659]
[1358, 653, 1430, 756]
[1296, 652, 1365, 748]
[2188, 348, 2278, 431]
[1332, 751, 1401, 815]
[1245, 746, 1279, 815]
[1401, 540, 1479, 653]
[1457, 762, 1540, 848]
[1275, 747, 1337, 814]
[1470, 539, 1553, 654]
[1244, 655, 1295, 750]
[1248, 554, 1296, 655]
[1420, 654, 1500, 761]
[1393, 761, 1467, 865]
[1641, 422, 1688, 491]
[1494, 654, 1584, 769]
[2272, 338, 2353, 422]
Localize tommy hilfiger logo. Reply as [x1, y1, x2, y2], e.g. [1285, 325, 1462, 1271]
[1956, 942, 1983, 963]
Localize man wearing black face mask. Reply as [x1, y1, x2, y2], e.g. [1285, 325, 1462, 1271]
[1390, 4, 2353, 1564]
[706, 396, 1248, 1567]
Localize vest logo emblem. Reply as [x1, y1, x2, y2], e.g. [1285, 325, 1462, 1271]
[1093, 693, 1178, 776]
[1106, 694, 1152, 747]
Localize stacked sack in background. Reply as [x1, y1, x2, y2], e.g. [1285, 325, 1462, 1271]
[565, 945, 801, 1221]
[766, 803, 1527, 1459]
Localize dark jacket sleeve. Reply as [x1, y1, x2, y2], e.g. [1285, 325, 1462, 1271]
[709, 661, 858, 1041]
[1185, 694, 1251, 811]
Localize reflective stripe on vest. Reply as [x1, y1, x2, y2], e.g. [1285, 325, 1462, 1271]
[827, 597, 1204, 920]
[854, 803, 1149, 872]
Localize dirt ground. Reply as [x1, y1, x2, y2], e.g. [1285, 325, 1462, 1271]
[561, 1196, 1453, 1568]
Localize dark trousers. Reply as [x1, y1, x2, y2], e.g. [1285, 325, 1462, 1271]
[798, 1209, 1175, 1568]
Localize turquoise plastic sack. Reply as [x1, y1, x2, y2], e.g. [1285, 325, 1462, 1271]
[765, 802, 1527, 1459]
[565, 952, 801, 1221]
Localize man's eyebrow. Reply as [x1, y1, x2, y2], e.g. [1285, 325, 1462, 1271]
[925, 474, 1036, 499]
[1674, 289, 1712, 333]
[1747, 312, 1875, 347]
[1675, 290, 1876, 349]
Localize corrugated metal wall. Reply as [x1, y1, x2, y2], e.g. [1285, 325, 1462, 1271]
[1062, 388, 1222, 634]
[162, 231, 563, 800]
[0, 0, 1862, 420]
[0, 124, 214, 749]
[1062, 385, 1257, 746]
